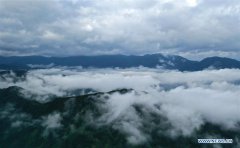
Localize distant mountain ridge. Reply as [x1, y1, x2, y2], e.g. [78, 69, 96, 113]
[0, 54, 240, 71]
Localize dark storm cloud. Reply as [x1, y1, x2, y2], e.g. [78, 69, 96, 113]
[0, 0, 240, 59]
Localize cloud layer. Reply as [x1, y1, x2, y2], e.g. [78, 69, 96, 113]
[1, 68, 240, 144]
[0, 0, 240, 59]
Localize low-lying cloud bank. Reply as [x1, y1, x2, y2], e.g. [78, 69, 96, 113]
[1, 68, 240, 97]
[1, 68, 240, 144]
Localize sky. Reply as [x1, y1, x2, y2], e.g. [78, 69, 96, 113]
[0, 0, 240, 59]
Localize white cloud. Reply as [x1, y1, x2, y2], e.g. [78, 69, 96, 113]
[41, 31, 64, 41]
[1, 68, 240, 144]
[94, 82, 240, 143]
[186, 0, 198, 7]
[42, 112, 62, 136]
[42, 112, 62, 129]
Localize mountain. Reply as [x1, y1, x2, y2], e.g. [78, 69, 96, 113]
[199, 57, 240, 69]
[0, 86, 239, 148]
[0, 54, 240, 71]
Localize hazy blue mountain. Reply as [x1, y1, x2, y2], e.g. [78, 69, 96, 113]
[199, 57, 240, 69]
[0, 54, 240, 71]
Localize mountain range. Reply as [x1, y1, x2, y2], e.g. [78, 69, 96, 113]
[0, 54, 240, 71]
[1, 86, 239, 148]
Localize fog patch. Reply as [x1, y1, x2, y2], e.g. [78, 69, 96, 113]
[0, 103, 38, 128]
[27, 63, 55, 69]
[42, 112, 62, 137]
[1, 68, 240, 101]
[91, 86, 240, 144]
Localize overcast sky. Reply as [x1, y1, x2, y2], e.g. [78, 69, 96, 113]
[0, 0, 240, 59]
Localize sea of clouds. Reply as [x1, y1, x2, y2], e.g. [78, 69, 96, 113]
[1, 68, 240, 144]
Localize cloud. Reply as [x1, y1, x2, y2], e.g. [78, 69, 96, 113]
[42, 112, 62, 129]
[41, 112, 62, 137]
[93, 86, 240, 143]
[0, 103, 36, 128]
[41, 31, 64, 41]
[0, 0, 240, 58]
[2, 68, 240, 96]
[1, 68, 240, 144]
